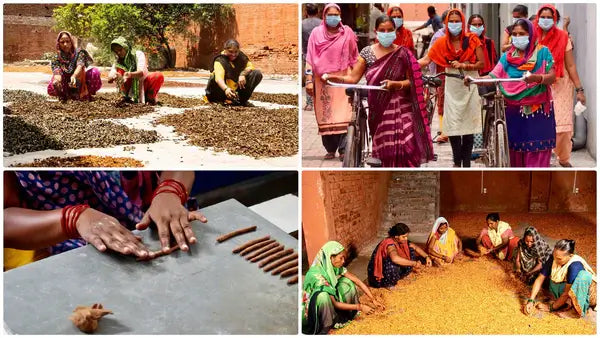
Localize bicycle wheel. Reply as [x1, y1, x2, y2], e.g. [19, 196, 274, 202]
[425, 88, 435, 128]
[495, 123, 510, 167]
[342, 124, 359, 167]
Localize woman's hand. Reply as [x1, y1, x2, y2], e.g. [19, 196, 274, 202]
[238, 75, 247, 89]
[69, 76, 77, 88]
[425, 256, 433, 267]
[321, 73, 330, 82]
[443, 255, 452, 263]
[372, 299, 385, 310]
[76, 208, 152, 259]
[450, 61, 463, 69]
[524, 74, 541, 84]
[53, 75, 63, 89]
[536, 302, 550, 312]
[306, 82, 314, 97]
[523, 301, 535, 315]
[576, 91, 586, 105]
[123, 72, 131, 82]
[135, 193, 208, 253]
[463, 76, 474, 87]
[359, 304, 375, 315]
[224, 87, 237, 99]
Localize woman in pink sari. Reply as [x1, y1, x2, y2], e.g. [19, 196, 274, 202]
[305, 3, 359, 161]
[324, 15, 434, 167]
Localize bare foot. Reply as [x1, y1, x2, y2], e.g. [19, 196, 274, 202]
[557, 308, 580, 319]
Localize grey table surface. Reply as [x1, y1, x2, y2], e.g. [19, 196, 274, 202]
[4, 199, 299, 334]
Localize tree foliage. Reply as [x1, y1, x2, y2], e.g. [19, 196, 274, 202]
[53, 4, 235, 68]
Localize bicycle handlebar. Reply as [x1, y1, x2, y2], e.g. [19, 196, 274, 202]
[326, 80, 388, 91]
[466, 71, 532, 84]
[423, 72, 465, 80]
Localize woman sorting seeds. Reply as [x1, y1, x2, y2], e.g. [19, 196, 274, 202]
[3, 171, 206, 270]
[524, 239, 596, 318]
[205, 39, 263, 106]
[107, 37, 165, 105]
[48, 31, 102, 102]
[367, 223, 432, 289]
[303, 241, 384, 334]
[426, 217, 463, 266]
[469, 213, 520, 261]
[512, 226, 552, 284]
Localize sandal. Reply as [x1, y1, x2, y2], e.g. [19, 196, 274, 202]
[339, 153, 344, 161]
[324, 152, 335, 160]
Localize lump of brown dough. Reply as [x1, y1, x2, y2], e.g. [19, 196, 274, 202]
[69, 303, 113, 333]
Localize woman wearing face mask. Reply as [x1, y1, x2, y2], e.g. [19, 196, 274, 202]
[107, 37, 165, 105]
[387, 5, 416, 56]
[418, 8, 484, 168]
[524, 239, 596, 318]
[323, 16, 433, 167]
[501, 5, 529, 52]
[468, 15, 497, 78]
[305, 3, 359, 161]
[535, 5, 586, 168]
[302, 241, 383, 334]
[466, 19, 556, 167]
[48, 31, 102, 102]
[367, 223, 432, 289]
[205, 39, 263, 106]
[513, 226, 552, 284]
[426, 217, 463, 266]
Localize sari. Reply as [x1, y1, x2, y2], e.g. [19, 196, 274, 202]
[48, 31, 101, 101]
[302, 241, 358, 334]
[489, 19, 556, 167]
[387, 6, 415, 55]
[426, 217, 460, 264]
[549, 255, 597, 317]
[366, 46, 433, 167]
[479, 221, 520, 261]
[306, 3, 358, 136]
[514, 226, 552, 279]
[110, 37, 164, 103]
[4, 171, 158, 270]
[367, 237, 414, 288]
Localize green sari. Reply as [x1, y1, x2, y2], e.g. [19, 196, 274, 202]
[302, 241, 358, 334]
[549, 255, 597, 317]
[110, 37, 140, 102]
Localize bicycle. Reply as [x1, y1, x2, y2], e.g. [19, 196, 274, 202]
[466, 72, 531, 167]
[325, 80, 387, 167]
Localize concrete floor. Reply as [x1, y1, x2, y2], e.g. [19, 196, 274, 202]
[301, 92, 596, 168]
[3, 72, 298, 168]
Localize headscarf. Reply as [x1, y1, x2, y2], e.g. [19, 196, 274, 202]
[305, 3, 359, 75]
[516, 226, 552, 273]
[468, 16, 497, 75]
[387, 5, 415, 54]
[505, 19, 539, 67]
[534, 4, 568, 78]
[305, 241, 346, 294]
[51, 31, 93, 76]
[427, 8, 481, 68]
[551, 254, 596, 284]
[430, 217, 450, 244]
[426, 216, 460, 261]
[111, 36, 140, 102]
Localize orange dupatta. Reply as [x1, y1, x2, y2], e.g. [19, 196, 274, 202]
[427, 8, 481, 68]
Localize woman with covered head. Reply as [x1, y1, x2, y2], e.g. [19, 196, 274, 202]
[426, 217, 463, 266]
[48, 31, 102, 102]
[535, 4, 586, 167]
[302, 241, 383, 334]
[524, 239, 596, 318]
[305, 3, 359, 161]
[107, 37, 165, 105]
[474, 213, 520, 260]
[418, 8, 484, 167]
[323, 15, 434, 167]
[386, 5, 415, 55]
[513, 226, 552, 284]
[205, 39, 263, 106]
[367, 223, 432, 288]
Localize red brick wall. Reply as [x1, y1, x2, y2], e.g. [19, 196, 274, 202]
[4, 4, 57, 17]
[4, 5, 58, 62]
[381, 171, 440, 236]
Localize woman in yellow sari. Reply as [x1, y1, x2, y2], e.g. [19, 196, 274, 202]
[426, 217, 463, 265]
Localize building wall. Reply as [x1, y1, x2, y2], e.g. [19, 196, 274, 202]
[4, 4, 59, 62]
[380, 171, 440, 236]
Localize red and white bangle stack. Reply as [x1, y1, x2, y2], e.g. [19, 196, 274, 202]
[151, 179, 188, 205]
[61, 204, 90, 238]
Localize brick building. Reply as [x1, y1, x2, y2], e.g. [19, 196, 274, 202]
[302, 171, 596, 263]
[3, 4, 59, 63]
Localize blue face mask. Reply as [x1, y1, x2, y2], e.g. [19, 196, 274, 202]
[325, 15, 342, 27]
[470, 25, 484, 36]
[448, 22, 462, 36]
[392, 18, 403, 29]
[538, 18, 554, 31]
[512, 35, 529, 50]
[377, 31, 397, 48]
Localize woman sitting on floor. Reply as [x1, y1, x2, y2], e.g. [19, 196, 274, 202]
[513, 226, 552, 284]
[426, 217, 463, 266]
[302, 241, 384, 334]
[367, 223, 432, 288]
[524, 239, 596, 318]
[471, 213, 519, 260]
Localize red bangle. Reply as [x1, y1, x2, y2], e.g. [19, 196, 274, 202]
[61, 204, 90, 238]
[151, 179, 188, 205]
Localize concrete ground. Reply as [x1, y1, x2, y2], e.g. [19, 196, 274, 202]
[301, 91, 596, 168]
[3, 72, 298, 168]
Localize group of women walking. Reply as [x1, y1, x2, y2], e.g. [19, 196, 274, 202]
[303, 213, 596, 333]
[305, 4, 585, 168]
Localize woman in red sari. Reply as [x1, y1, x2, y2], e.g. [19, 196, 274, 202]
[387, 5, 416, 56]
[323, 15, 433, 167]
